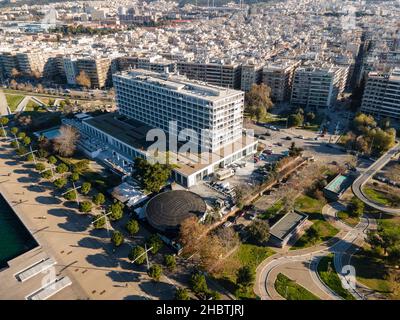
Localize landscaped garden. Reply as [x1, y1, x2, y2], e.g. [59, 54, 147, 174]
[274, 273, 320, 300]
[291, 195, 339, 250]
[5, 94, 24, 111]
[363, 183, 400, 208]
[317, 254, 355, 300]
[215, 243, 275, 299]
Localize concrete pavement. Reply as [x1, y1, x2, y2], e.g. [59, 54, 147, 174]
[0, 89, 10, 116]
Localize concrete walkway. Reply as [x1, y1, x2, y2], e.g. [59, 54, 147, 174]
[0, 89, 10, 115]
[255, 201, 376, 300]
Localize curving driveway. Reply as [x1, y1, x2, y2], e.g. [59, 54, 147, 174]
[352, 143, 400, 215]
[255, 202, 376, 300]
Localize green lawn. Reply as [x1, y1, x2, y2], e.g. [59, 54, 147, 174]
[302, 124, 319, 132]
[259, 199, 284, 220]
[337, 210, 360, 227]
[24, 100, 43, 112]
[294, 195, 326, 220]
[351, 252, 397, 297]
[291, 195, 339, 250]
[274, 273, 320, 300]
[5, 94, 24, 111]
[317, 255, 355, 300]
[215, 244, 275, 299]
[363, 186, 400, 208]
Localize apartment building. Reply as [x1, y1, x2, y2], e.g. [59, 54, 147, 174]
[240, 64, 263, 91]
[76, 56, 111, 89]
[291, 64, 349, 108]
[115, 56, 176, 74]
[262, 60, 300, 102]
[176, 62, 241, 89]
[361, 68, 400, 120]
[0, 52, 19, 77]
[16, 51, 47, 76]
[113, 69, 244, 152]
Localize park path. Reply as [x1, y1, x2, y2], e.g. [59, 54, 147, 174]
[254, 201, 376, 300]
[0, 89, 10, 115]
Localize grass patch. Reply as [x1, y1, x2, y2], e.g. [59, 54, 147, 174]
[363, 186, 400, 208]
[317, 254, 355, 300]
[291, 195, 338, 249]
[294, 195, 326, 220]
[5, 94, 24, 111]
[351, 251, 398, 297]
[274, 273, 320, 300]
[291, 220, 338, 250]
[214, 243, 275, 299]
[337, 210, 360, 227]
[302, 124, 319, 132]
[259, 199, 284, 220]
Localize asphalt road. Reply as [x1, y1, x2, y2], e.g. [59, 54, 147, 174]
[352, 143, 400, 215]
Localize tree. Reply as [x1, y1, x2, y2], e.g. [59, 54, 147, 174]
[174, 288, 190, 300]
[190, 272, 208, 295]
[56, 163, 69, 174]
[288, 142, 304, 157]
[244, 83, 273, 114]
[205, 290, 221, 300]
[11, 68, 20, 78]
[64, 189, 77, 201]
[287, 113, 304, 128]
[126, 219, 139, 235]
[76, 70, 91, 88]
[53, 178, 67, 189]
[133, 158, 171, 193]
[48, 155, 57, 165]
[26, 153, 34, 161]
[109, 201, 124, 220]
[17, 132, 26, 139]
[147, 234, 163, 254]
[111, 231, 124, 247]
[236, 266, 254, 288]
[254, 105, 266, 122]
[92, 215, 106, 229]
[71, 159, 90, 173]
[164, 254, 177, 271]
[347, 197, 364, 217]
[22, 136, 31, 146]
[179, 216, 206, 256]
[70, 172, 80, 182]
[10, 127, 19, 135]
[0, 116, 9, 126]
[53, 125, 79, 157]
[148, 264, 163, 281]
[307, 225, 320, 244]
[35, 162, 46, 171]
[41, 170, 53, 179]
[79, 201, 92, 213]
[246, 220, 270, 245]
[129, 246, 146, 265]
[81, 182, 91, 195]
[306, 112, 316, 122]
[93, 192, 105, 206]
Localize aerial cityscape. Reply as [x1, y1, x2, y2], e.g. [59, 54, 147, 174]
[0, 0, 399, 306]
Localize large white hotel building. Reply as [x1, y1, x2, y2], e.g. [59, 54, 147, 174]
[69, 69, 257, 188]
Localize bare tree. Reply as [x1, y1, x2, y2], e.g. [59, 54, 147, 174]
[76, 70, 91, 88]
[53, 125, 79, 157]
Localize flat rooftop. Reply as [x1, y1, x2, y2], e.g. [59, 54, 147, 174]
[113, 69, 243, 102]
[84, 112, 257, 177]
[270, 210, 308, 241]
